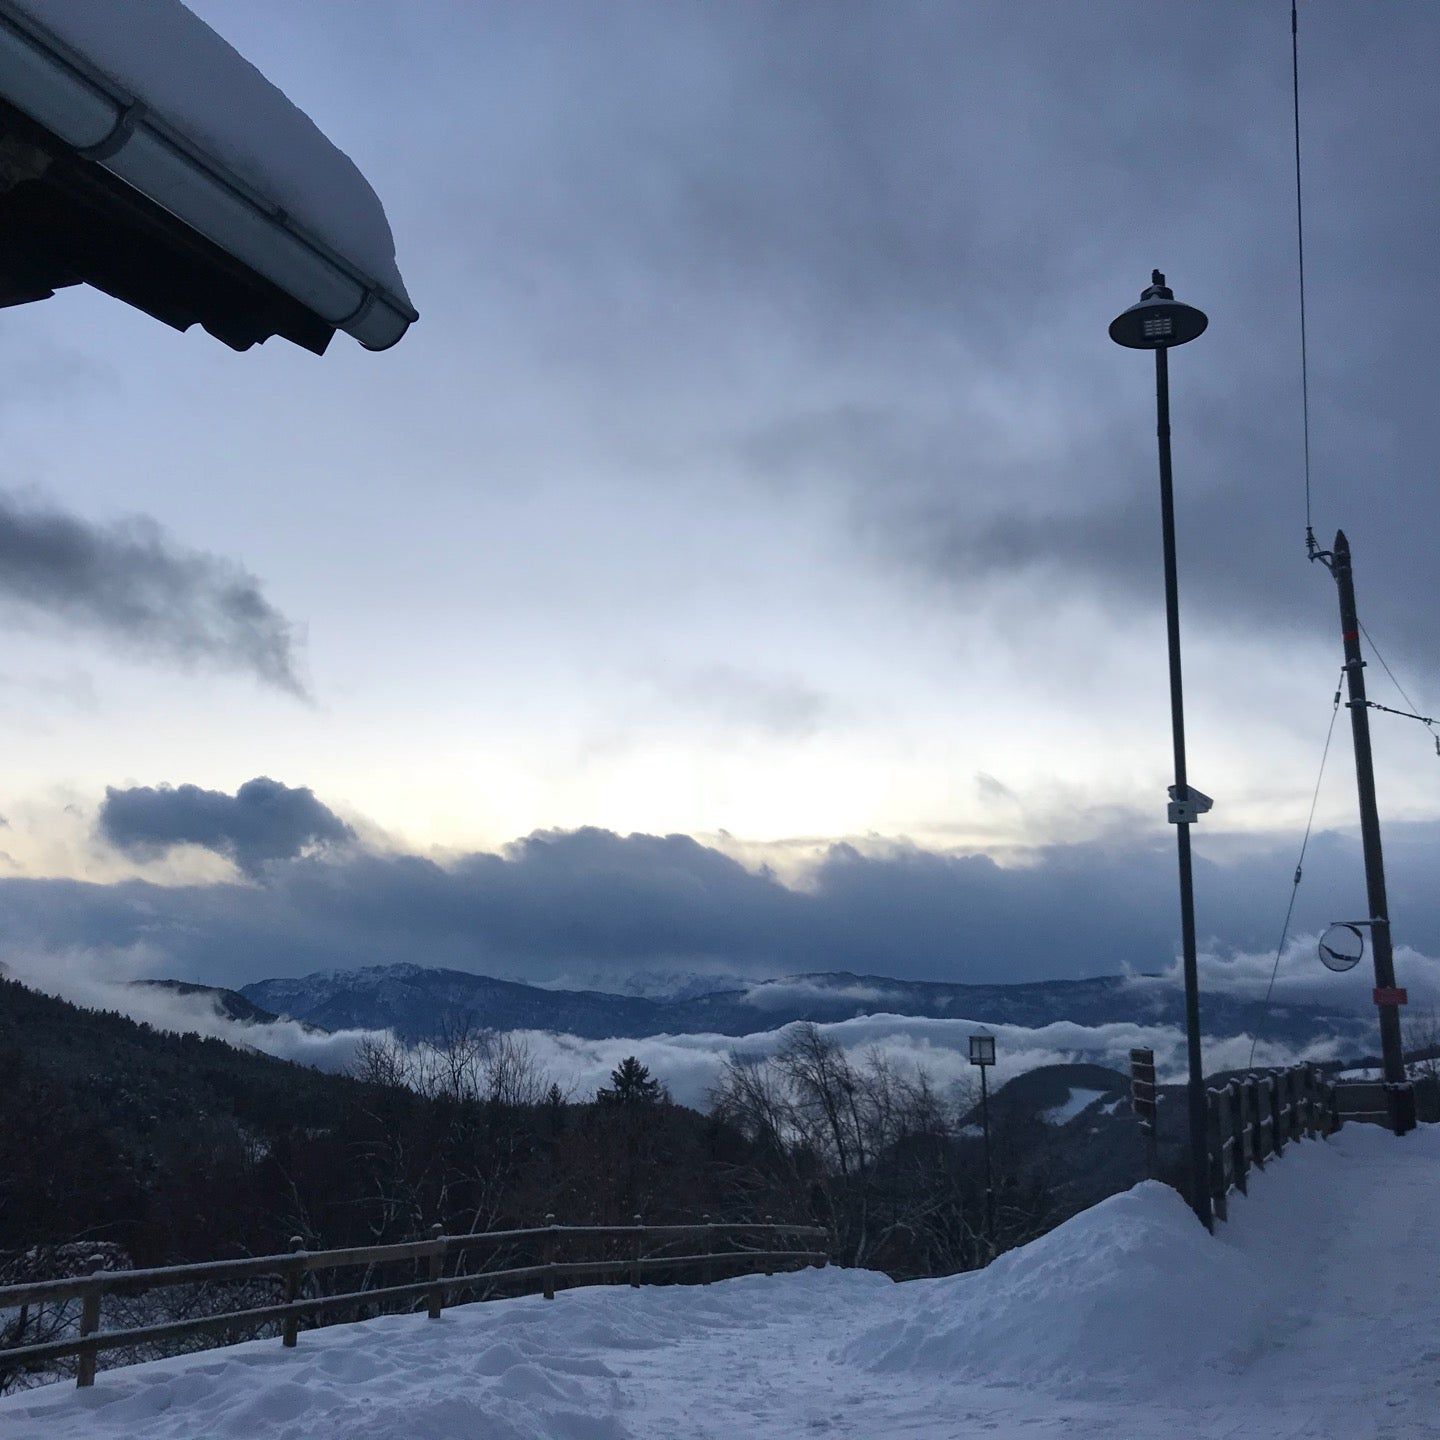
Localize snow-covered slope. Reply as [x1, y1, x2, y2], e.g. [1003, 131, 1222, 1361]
[8, 1125, 1436, 1438]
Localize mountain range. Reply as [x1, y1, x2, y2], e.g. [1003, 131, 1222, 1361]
[240, 962, 1364, 1049]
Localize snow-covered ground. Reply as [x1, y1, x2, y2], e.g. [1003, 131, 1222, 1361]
[1040, 1085, 1108, 1126]
[7, 1125, 1438, 1439]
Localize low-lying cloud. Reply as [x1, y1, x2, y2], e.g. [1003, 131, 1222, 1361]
[98, 776, 354, 877]
[0, 490, 305, 693]
[508, 1009, 1362, 1110]
[3, 947, 387, 1072]
[739, 977, 909, 1012]
[1131, 940, 1440, 1020]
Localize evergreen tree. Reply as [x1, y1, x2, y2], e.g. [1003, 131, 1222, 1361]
[598, 1055, 661, 1106]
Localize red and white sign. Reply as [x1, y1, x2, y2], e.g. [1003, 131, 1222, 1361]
[1373, 987, 1408, 1007]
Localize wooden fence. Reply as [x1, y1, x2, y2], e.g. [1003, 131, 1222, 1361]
[0, 1217, 828, 1391]
[1204, 1064, 1340, 1223]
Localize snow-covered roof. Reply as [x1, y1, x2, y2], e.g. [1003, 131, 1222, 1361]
[0, 0, 415, 350]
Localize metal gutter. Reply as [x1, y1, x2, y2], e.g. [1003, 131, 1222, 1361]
[0, 2, 416, 350]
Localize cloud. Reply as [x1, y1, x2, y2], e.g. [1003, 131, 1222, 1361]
[1133, 940, 1440, 1018]
[2, 946, 386, 1072]
[738, 977, 906, 1012]
[651, 665, 830, 739]
[0, 490, 306, 692]
[507, 1008, 1360, 1110]
[6, 800, 1440, 1002]
[97, 776, 354, 877]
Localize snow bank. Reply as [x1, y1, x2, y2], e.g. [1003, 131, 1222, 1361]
[848, 1123, 1440, 1403]
[844, 1181, 1253, 1396]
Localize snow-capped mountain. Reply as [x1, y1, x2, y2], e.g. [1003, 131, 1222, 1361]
[240, 963, 1363, 1049]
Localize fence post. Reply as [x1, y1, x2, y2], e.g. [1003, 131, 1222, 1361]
[701, 1215, 713, 1286]
[1247, 1078, 1264, 1168]
[1229, 1080, 1247, 1195]
[1270, 1073, 1285, 1158]
[543, 1215, 556, 1301]
[763, 1215, 774, 1277]
[630, 1215, 642, 1289]
[1206, 1091, 1227, 1223]
[1302, 1068, 1317, 1139]
[75, 1254, 104, 1388]
[282, 1236, 305, 1349]
[427, 1223, 444, 1320]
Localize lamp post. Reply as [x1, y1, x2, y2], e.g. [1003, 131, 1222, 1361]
[1109, 271, 1213, 1230]
[969, 1031, 997, 1254]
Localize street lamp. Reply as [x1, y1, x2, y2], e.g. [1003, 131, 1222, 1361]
[969, 1032, 997, 1254]
[1109, 270, 1213, 1231]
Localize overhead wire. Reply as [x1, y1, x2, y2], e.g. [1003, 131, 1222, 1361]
[1260, 8, 1435, 1073]
[1358, 620, 1440, 756]
[1248, 668, 1345, 1068]
[1247, 0, 1331, 1068]
[1291, 0, 1316, 549]
[1358, 620, 1421, 715]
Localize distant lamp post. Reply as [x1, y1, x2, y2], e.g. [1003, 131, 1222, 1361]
[1109, 270, 1213, 1231]
[969, 1032, 997, 1254]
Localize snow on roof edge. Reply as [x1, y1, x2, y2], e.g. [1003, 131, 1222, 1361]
[0, 0, 415, 349]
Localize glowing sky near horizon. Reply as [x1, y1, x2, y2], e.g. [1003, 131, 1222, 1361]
[0, 0, 1436, 890]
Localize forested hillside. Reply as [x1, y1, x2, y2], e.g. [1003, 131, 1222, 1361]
[0, 978, 1133, 1295]
[0, 979, 744, 1272]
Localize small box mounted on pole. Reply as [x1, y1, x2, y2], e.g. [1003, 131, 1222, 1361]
[1167, 785, 1213, 825]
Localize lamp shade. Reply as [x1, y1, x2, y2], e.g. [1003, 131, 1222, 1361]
[1109, 271, 1207, 351]
[968, 1032, 996, 1067]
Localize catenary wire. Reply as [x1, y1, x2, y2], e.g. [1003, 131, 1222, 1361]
[1248, 669, 1344, 1068]
[1292, 0, 1315, 542]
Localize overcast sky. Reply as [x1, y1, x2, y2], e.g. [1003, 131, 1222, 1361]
[0, 1, 1436, 991]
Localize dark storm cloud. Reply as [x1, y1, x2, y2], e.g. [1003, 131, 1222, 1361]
[450, 0, 1438, 672]
[9, 818, 1440, 990]
[98, 776, 353, 876]
[0, 491, 305, 692]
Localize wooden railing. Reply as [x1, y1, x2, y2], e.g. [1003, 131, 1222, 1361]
[0, 1217, 828, 1391]
[1204, 1064, 1340, 1223]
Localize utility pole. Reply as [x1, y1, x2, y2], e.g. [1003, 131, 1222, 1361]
[1325, 530, 1416, 1135]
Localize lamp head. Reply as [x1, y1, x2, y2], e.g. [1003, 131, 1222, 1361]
[1109, 270, 1208, 349]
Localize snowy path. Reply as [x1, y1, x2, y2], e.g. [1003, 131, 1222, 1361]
[6, 1125, 1438, 1439]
